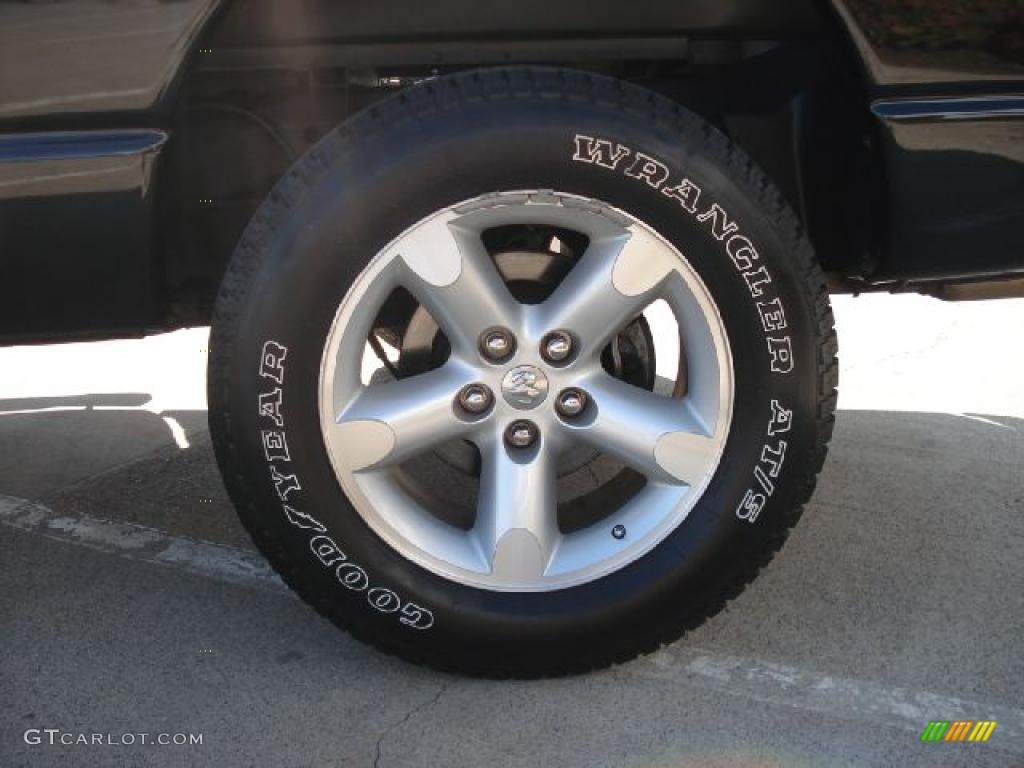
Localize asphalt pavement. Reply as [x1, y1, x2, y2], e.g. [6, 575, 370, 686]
[1, 294, 1022, 767]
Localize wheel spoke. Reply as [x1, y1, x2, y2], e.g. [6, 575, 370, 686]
[474, 438, 559, 580]
[333, 363, 476, 470]
[397, 215, 521, 358]
[534, 226, 676, 360]
[575, 373, 716, 486]
[319, 193, 735, 591]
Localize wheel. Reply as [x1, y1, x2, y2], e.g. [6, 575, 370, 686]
[208, 67, 837, 677]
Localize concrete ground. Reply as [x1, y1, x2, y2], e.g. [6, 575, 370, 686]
[1, 294, 1022, 767]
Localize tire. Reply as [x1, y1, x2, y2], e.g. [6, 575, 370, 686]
[208, 66, 838, 677]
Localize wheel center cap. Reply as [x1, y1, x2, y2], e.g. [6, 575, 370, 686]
[501, 365, 549, 410]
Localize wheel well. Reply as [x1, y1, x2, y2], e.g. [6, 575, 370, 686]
[158, 5, 878, 327]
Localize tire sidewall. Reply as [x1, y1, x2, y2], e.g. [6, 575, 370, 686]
[213, 85, 820, 668]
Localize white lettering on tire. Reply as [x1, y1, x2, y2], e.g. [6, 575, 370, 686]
[572, 134, 794, 374]
[756, 298, 787, 332]
[255, 340, 435, 629]
[261, 430, 290, 462]
[767, 336, 794, 374]
[735, 401, 793, 524]
[768, 399, 793, 436]
[571, 135, 802, 526]
[283, 505, 326, 532]
[268, 465, 300, 501]
[336, 562, 369, 592]
[310, 534, 346, 567]
[624, 152, 670, 188]
[367, 588, 401, 613]
[258, 341, 287, 384]
[258, 387, 284, 427]
[572, 134, 632, 169]
[399, 602, 435, 630]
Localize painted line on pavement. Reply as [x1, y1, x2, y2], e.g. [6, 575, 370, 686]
[0, 494, 285, 593]
[633, 647, 1023, 753]
[3, 492, 1022, 753]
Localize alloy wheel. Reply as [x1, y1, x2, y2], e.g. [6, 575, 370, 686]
[319, 191, 734, 591]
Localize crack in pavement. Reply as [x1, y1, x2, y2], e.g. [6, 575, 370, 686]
[373, 682, 451, 768]
[6, 493, 1023, 756]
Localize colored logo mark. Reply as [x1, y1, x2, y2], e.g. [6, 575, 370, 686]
[920, 721, 997, 742]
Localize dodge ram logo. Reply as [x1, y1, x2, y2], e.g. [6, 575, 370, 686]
[501, 365, 549, 409]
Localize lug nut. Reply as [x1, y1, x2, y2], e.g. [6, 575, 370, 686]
[505, 420, 539, 449]
[612, 524, 626, 540]
[480, 328, 516, 362]
[541, 330, 573, 363]
[555, 388, 588, 418]
[456, 383, 493, 415]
